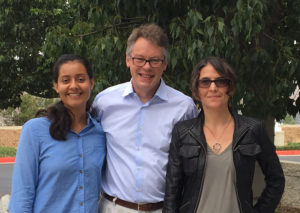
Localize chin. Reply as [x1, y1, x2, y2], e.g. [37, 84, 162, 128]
[204, 103, 224, 109]
[65, 102, 87, 110]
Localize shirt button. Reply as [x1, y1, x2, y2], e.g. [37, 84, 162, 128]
[80, 170, 83, 173]
[79, 186, 83, 190]
[138, 126, 142, 130]
[137, 188, 141, 192]
[136, 147, 140, 150]
[80, 202, 83, 206]
[79, 154, 82, 158]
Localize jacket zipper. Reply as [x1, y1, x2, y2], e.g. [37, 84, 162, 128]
[187, 130, 207, 213]
[232, 127, 249, 213]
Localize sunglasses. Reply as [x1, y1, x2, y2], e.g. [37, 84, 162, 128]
[198, 78, 230, 88]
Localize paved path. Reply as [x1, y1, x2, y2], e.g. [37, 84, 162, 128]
[0, 163, 13, 196]
[279, 155, 300, 162]
[0, 163, 13, 213]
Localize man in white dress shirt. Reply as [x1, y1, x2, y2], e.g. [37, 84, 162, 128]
[92, 23, 198, 213]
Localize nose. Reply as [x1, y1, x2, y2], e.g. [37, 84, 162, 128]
[208, 81, 217, 90]
[69, 79, 78, 89]
[142, 61, 152, 70]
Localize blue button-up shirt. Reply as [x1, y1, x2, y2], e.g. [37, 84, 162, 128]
[92, 80, 198, 203]
[9, 114, 106, 213]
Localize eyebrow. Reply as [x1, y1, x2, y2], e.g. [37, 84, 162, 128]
[199, 77, 224, 80]
[132, 54, 164, 59]
[60, 73, 88, 77]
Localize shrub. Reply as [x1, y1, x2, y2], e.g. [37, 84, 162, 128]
[0, 93, 56, 126]
[276, 142, 300, 150]
[0, 146, 16, 157]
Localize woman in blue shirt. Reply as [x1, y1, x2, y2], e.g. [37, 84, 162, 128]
[9, 54, 106, 213]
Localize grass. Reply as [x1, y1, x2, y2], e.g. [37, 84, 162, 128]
[0, 146, 16, 157]
[276, 142, 300, 150]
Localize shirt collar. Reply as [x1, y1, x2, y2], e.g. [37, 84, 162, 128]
[86, 112, 96, 127]
[72, 112, 96, 135]
[122, 81, 135, 97]
[122, 79, 168, 101]
[154, 79, 168, 101]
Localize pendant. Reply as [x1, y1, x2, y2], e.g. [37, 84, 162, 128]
[212, 142, 222, 153]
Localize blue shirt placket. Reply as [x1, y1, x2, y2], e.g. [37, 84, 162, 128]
[76, 133, 85, 213]
[135, 102, 146, 202]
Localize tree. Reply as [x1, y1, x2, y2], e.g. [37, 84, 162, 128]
[0, 0, 68, 108]
[1, 0, 299, 126]
[0, 93, 55, 125]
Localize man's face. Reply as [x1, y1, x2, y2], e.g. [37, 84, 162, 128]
[126, 37, 167, 101]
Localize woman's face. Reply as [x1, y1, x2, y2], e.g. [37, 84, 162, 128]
[53, 61, 94, 112]
[197, 63, 230, 110]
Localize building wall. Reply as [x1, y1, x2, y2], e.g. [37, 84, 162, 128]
[281, 125, 300, 144]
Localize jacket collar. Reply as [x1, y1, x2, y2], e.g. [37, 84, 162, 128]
[189, 107, 250, 148]
[230, 108, 250, 148]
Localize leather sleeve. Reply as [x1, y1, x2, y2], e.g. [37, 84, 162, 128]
[163, 124, 184, 213]
[254, 121, 285, 213]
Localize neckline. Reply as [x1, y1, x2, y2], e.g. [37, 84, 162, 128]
[208, 142, 232, 156]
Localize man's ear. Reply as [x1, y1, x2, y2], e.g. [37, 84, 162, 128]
[125, 54, 130, 68]
[162, 58, 168, 72]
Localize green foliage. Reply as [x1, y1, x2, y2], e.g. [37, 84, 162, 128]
[282, 114, 297, 124]
[0, 0, 299, 121]
[0, 93, 55, 125]
[0, 146, 16, 157]
[0, 0, 68, 108]
[276, 142, 300, 150]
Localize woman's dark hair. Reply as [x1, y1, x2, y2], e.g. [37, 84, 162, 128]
[190, 56, 236, 101]
[36, 54, 93, 140]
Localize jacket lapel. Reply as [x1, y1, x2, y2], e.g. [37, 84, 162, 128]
[189, 112, 207, 149]
[231, 109, 250, 149]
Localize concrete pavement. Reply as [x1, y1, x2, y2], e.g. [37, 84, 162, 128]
[0, 163, 13, 196]
[0, 194, 9, 213]
[0, 162, 13, 213]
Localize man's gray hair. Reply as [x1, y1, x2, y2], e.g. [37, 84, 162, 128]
[126, 23, 169, 59]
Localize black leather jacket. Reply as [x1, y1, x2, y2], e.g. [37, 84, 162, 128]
[163, 109, 285, 213]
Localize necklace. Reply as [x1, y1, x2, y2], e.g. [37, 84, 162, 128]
[204, 115, 232, 153]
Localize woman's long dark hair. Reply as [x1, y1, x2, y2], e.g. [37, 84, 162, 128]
[36, 54, 93, 140]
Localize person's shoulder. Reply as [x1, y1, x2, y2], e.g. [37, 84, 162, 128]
[173, 117, 199, 134]
[165, 85, 190, 97]
[236, 113, 262, 129]
[21, 117, 50, 136]
[164, 85, 194, 102]
[171, 117, 199, 138]
[94, 82, 129, 99]
[23, 117, 50, 128]
[175, 116, 198, 128]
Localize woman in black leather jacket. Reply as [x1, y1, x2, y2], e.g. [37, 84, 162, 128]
[163, 56, 285, 213]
